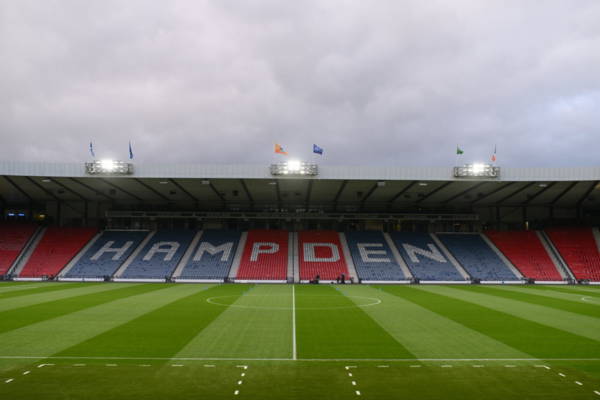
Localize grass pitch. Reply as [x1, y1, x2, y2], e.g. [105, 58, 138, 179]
[0, 282, 599, 399]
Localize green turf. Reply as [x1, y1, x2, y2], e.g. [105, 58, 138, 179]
[0, 282, 599, 400]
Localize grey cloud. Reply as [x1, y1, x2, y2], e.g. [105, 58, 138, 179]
[0, 0, 599, 167]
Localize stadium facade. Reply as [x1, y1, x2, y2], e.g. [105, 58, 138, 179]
[1, 161, 599, 284]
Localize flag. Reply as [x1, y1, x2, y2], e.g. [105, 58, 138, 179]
[128, 141, 134, 160]
[456, 146, 464, 155]
[274, 143, 288, 155]
[89, 141, 95, 158]
[491, 144, 497, 162]
[313, 144, 323, 155]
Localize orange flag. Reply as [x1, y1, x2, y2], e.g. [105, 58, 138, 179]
[275, 144, 288, 155]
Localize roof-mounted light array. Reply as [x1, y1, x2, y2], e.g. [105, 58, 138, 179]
[270, 160, 318, 176]
[454, 163, 499, 178]
[85, 159, 134, 175]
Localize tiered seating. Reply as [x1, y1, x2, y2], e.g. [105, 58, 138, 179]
[19, 227, 97, 278]
[485, 230, 561, 281]
[299, 231, 348, 281]
[121, 230, 195, 279]
[0, 223, 37, 275]
[345, 231, 406, 281]
[65, 230, 149, 278]
[179, 230, 240, 279]
[390, 232, 464, 281]
[437, 233, 519, 281]
[546, 228, 600, 281]
[236, 230, 288, 280]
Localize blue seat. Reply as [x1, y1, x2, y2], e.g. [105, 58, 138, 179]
[66, 231, 148, 278]
[345, 232, 406, 281]
[390, 232, 464, 281]
[121, 230, 195, 279]
[437, 234, 518, 280]
[179, 230, 241, 279]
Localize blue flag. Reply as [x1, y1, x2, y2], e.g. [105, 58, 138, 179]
[89, 141, 95, 158]
[313, 144, 323, 155]
[128, 141, 134, 160]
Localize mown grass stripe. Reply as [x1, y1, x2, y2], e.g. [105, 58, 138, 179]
[530, 285, 600, 298]
[489, 286, 600, 314]
[340, 285, 528, 359]
[176, 284, 292, 359]
[449, 285, 600, 322]
[0, 284, 210, 363]
[296, 285, 413, 359]
[0, 284, 164, 335]
[0, 283, 112, 313]
[404, 286, 600, 358]
[0, 283, 77, 300]
[58, 284, 247, 358]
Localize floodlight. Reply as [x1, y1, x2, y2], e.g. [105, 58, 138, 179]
[85, 160, 133, 175]
[100, 159, 116, 172]
[453, 163, 499, 178]
[287, 160, 301, 172]
[270, 161, 318, 176]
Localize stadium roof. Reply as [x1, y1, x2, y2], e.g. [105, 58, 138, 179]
[1, 161, 599, 211]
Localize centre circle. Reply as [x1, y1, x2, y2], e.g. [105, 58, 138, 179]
[206, 294, 382, 310]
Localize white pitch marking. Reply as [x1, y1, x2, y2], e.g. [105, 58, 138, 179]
[377, 365, 389, 368]
[234, 390, 239, 395]
[575, 381, 583, 386]
[594, 390, 600, 395]
[473, 365, 484, 368]
[352, 381, 357, 386]
[204, 364, 215, 368]
[292, 285, 297, 361]
[171, 364, 184, 367]
[74, 364, 86, 367]
[441, 365, 452, 368]
[106, 364, 117, 367]
[559, 373, 566, 377]
[504, 365, 516, 368]
[138, 364, 151, 367]
[410, 365, 421, 368]
[5, 378, 13, 383]
[22, 371, 30, 375]
[237, 380, 243, 385]
[355, 390, 361, 396]
[241, 373, 245, 377]
[236, 365, 248, 369]
[348, 373, 353, 377]
[37, 363, 54, 368]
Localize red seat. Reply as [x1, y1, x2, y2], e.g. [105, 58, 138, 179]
[299, 231, 348, 281]
[545, 228, 600, 281]
[0, 223, 37, 274]
[19, 227, 97, 278]
[485, 230, 562, 281]
[236, 230, 288, 280]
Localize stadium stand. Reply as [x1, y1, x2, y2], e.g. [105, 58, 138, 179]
[120, 230, 195, 279]
[65, 230, 149, 278]
[299, 231, 349, 281]
[437, 233, 518, 281]
[485, 230, 562, 281]
[19, 227, 97, 278]
[178, 230, 241, 280]
[345, 231, 406, 281]
[390, 232, 464, 281]
[236, 229, 288, 280]
[0, 223, 37, 275]
[545, 228, 600, 281]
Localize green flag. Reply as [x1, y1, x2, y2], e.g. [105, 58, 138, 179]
[456, 146, 464, 155]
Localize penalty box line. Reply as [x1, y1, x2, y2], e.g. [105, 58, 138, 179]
[1, 356, 600, 362]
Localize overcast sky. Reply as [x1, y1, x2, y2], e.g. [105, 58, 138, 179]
[1, 0, 599, 167]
